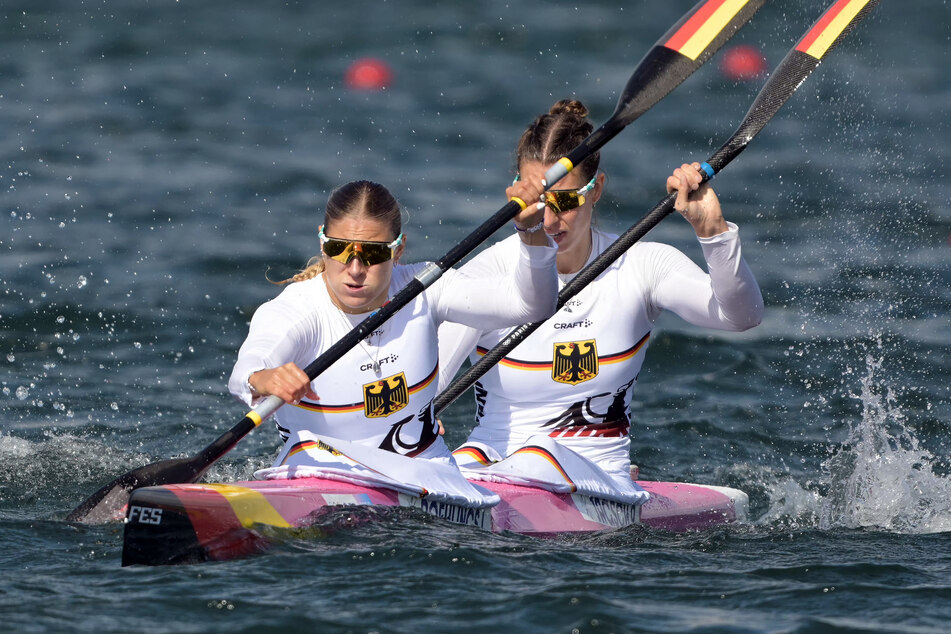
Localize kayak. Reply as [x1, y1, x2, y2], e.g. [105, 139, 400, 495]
[121, 476, 748, 566]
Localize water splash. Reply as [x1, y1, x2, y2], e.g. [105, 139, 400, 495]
[758, 474, 823, 529]
[818, 352, 951, 534]
[0, 431, 151, 514]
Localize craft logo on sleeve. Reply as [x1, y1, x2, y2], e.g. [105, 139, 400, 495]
[363, 372, 409, 418]
[552, 339, 599, 385]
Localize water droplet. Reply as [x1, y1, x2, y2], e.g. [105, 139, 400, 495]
[56, 315, 66, 324]
[133, 342, 142, 349]
[16, 386, 29, 400]
[6, 354, 14, 362]
[110, 402, 119, 410]
[76, 275, 88, 289]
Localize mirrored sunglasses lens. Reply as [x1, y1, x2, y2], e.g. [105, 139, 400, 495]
[323, 238, 392, 265]
[545, 191, 581, 214]
[358, 243, 392, 265]
[322, 238, 351, 259]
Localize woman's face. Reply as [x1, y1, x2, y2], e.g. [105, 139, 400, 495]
[519, 161, 603, 269]
[322, 215, 403, 314]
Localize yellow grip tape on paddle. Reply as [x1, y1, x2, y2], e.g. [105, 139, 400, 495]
[205, 484, 292, 528]
[510, 196, 528, 210]
[246, 410, 263, 426]
[557, 157, 574, 173]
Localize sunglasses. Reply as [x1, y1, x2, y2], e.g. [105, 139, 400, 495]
[318, 226, 403, 267]
[514, 174, 597, 214]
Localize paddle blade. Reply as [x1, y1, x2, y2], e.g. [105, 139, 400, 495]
[67, 413, 263, 524]
[552, 0, 765, 185]
[709, 0, 881, 172]
[65, 455, 211, 524]
[612, 0, 767, 126]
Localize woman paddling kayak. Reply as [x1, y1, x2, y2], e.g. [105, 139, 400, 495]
[229, 180, 559, 464]
[438, 100, 764, 483]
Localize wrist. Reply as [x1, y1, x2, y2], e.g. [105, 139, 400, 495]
[514, 220, 544, 233]
[246, 370, 261, 395]
[692, 218, 729, 238]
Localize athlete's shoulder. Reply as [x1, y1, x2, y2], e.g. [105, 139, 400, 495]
[247, 276, 328, 332]
[611, 235, 686, 268]
[266, 275, 326, 309]
[589, 228, 654, 269]
[457, 233, 522, 275]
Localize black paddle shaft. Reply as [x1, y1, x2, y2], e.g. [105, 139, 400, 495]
[435, 0, 882, 415]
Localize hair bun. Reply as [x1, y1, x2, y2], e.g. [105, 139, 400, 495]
[549, 99, 589, 119]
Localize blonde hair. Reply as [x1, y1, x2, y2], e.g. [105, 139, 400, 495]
[274, 180, 402, 284]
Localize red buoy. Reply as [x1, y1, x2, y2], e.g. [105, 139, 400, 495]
[345, 58, 393, 91]
[719, 44, 767, 81]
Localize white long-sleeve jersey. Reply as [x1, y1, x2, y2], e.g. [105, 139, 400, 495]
[229, 239, 558, 462]
[437, 225, 763, 478]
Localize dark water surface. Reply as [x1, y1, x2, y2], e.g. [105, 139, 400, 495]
[2, 1, 949, 632]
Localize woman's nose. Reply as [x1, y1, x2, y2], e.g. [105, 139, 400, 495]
[346, 255, 368, 274]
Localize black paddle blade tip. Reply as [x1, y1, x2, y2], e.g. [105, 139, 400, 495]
[66, 456, 207, 524]
[66, 477, 136, 524]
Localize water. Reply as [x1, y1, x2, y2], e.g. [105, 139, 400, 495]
[2, 0, 950, 631]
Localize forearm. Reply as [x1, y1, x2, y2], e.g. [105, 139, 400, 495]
[650, 226, 763, 331]
[698, 223, 764, 330]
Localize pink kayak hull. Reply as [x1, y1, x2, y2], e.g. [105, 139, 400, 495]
[121, 477, 747, 565]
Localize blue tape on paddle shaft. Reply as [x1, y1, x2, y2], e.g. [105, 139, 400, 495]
[699, 162, 716, 180]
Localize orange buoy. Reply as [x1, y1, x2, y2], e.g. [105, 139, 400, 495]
[719, 44, 767, 81]
[345, 58, 393, 91]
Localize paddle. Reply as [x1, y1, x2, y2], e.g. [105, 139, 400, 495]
[67, 0, 765, 524]
[435, 0, 881, 416]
